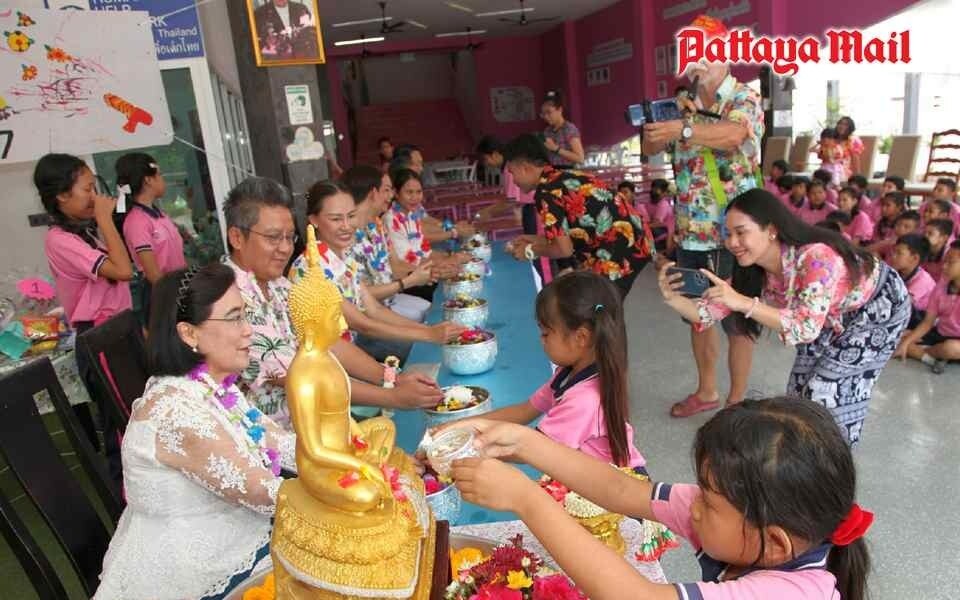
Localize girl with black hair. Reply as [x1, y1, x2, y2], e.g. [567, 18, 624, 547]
[453, 398, 873, 600]
[647, 178, 676, 254]
[836, 186, 874, 245]
[541, 90, 585, 167]
[835, 116, 864, 181]
[115, 152, 186, 323]
[36, 153, 133, 482]
[96, 264, 295, 599]
[658, 188, 910, 444]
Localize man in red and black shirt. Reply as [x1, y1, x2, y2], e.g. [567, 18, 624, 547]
[503, 134, 653, 297]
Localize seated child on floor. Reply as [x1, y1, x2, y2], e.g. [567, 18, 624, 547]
[784, 176, 808, 215]
[817, 215, 846, 236]
[765, 159, 790, 195]
[924, 218, 955, 281]
[888, 233, 936, 330]
[797, 180, 837, 226]
[873, 191, 906, 244]
[923, 198, 952, 228]
[813, 168, 839, 205]
[453, 398, 874, 600]
[837, 186, 874, 245]
[847, 174, 874, 219]
[896, 240, 960, 374]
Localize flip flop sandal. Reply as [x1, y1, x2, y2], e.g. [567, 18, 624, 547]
[670, 394, 720, 418]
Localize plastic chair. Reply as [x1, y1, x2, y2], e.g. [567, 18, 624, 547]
[762, 136, 791, 176]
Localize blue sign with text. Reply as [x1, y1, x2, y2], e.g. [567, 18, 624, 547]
[84, 0, 205, 60]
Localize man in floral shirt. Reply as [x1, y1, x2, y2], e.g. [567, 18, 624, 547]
[221, 177, 442, 425]
[642, 14, 763, 418]
[502, 134, 653, 297]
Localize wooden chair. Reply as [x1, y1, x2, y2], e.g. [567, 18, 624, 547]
[919, 129, 960, 184]
[762, 136, 791, 176]
[857, 135, 878, 178]
[868, 134, 924, 191]
[789, 134, 814, 172]
[0, 358, 116, 597]
[75, 309, 149, 433]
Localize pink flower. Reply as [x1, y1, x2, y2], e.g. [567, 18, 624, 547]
[470, 584, 522, 600]
[532, 574, 584, 600]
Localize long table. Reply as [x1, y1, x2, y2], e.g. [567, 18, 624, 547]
[393, 243, 552, 524]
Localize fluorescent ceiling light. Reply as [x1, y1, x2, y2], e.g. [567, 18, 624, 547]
[475, 7, 533, 17]
[445, 2, 474, 12]
[406, 20, 428, 29]
[332, 17, 390, 28]
[435, 29, 486, 38]
[334, 36, 386, 46]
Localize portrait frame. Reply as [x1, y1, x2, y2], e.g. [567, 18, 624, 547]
[655, 46, 667, 75]
[246, 0, 326, 67]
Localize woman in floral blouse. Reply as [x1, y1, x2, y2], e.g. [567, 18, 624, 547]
[289, 180, 464, 359]
[502, 134, 653, 297]
[658, 189, 910, 445]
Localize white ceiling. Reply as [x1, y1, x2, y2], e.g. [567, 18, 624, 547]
[316, 0, 623, 45]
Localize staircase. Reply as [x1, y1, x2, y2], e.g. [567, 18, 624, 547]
[355, 99, 473, 167]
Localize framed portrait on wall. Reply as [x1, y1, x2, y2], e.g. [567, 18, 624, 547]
[667, 42, 677, 75]
[246, 0, 326, 67]
[657, 80, 668, 97]
[655, 46, 667, 75]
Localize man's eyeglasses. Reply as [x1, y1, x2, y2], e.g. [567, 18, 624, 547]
[243, 227, 299, 247]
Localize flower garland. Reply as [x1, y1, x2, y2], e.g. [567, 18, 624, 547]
[189, 364, 281, 477]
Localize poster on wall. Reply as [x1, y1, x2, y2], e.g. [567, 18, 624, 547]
[284, 84, 313, 125]
[246, 0, 325, 67]
[490, 86, 534, 123]
[0, 7, 172, 163]
[655, 46, 667, 75]
[667, 42, 677, 75]
[657, 80, 668, 97]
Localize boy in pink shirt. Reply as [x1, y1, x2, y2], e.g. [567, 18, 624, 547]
[897, 240, 960, 373]
[889, 233, 936, 330]
[923, 219, 954, 281]
[784, 177, 808, 216]
[764, 159, 789, 195]
[797, 180, 837, 226]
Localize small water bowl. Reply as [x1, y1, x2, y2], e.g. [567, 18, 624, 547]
[425, 479, 462, 524]
[425, 427, 480, 479]
[442, 330, 497, 376]
[442, 297, 489, 329]
[424, 385, 492, 429]
[461, 258, 487, 278]
[442, 274, 484, 299]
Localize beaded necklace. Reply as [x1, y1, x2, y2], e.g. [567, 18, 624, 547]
[188, 363, 281, 476]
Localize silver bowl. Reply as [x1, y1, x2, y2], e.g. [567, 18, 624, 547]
[442, 299, 489, 329]
[442, 276, 484, 299]
[469, 243, 493, 262]
[442, 332, 498, 376]
[426, 483, 462, 524]
[424, 386, 492, 428]
[462, 259, 487, 278]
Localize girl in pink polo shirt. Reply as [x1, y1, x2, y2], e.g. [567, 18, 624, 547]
[836, 187, 874, 245]
[116, 152, 187, 322]
[797, 181, 837, 226]
[647, 178, 676, 254]
[36, 153, 134, 482]
[454, 398, 872, 600]
[896, 240, 960, 373]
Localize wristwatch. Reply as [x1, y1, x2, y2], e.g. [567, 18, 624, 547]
[680, 119, 694, 142]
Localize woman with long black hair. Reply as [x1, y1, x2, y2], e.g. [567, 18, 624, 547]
[658, 188, 910, 444]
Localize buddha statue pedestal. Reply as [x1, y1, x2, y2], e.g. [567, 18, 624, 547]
[271, 452, 438, 600]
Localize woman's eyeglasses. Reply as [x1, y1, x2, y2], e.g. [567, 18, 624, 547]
[206, 314, 249, 326]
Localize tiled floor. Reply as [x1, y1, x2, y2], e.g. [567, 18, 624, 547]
[622, 267, 959, 599]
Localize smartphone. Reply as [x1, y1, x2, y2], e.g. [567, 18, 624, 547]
[666, 267, 712, 298]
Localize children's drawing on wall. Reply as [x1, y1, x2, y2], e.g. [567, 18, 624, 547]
[0, 7, 171, 163]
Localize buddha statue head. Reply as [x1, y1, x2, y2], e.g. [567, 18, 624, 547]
[289, 224, 348, 350]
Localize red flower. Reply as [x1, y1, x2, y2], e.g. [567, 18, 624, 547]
[351, 435, 369, 451]
[472, 585, 522, 600]
[565, 191, 587, 221]
[405, 249, 419, 264]
[532, 574, 585, 600]
[539, 478, 569, 502]
[338, 471, 360, 488]
[421, 238, 432, 252]
[381, 465, 407, 502]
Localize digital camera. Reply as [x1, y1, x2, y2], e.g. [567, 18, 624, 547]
[625, 99, 685, 127]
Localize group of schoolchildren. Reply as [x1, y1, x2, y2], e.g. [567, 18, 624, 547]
[763, 161, 960, 374]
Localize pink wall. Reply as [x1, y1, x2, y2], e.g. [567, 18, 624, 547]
[472, 36, 546, 142]
[783, 0, 921, 35]
[540, 26, 567, 100]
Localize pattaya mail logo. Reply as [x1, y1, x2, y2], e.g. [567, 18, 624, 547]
[676, 28, 912, 76]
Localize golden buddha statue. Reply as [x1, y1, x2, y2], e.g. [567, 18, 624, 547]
[271, 225, 437, 600]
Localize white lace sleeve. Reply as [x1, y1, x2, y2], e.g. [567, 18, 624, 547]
[263, 416, 297, 472]
[136, 383, 283, 516]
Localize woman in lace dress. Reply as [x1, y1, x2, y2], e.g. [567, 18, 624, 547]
[95, 263, 295, 600]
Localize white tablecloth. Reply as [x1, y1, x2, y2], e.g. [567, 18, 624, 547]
[453, 518, 668, 584]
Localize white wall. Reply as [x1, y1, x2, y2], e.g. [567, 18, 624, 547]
[363, 53, 455, 104]
[197, 0, 243, 95]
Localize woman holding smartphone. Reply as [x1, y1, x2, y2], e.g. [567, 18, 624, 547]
[658, 188, 909, 446]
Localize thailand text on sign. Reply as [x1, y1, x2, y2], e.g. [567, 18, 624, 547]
[87, 0, 204, 60]
[586, 38, 633, 68]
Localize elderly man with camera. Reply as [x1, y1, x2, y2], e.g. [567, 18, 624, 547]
[641, 15, 764, 418]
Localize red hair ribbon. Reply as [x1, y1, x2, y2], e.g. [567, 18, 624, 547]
[830, 504, 874, 546]
[690, 14, 728, 38]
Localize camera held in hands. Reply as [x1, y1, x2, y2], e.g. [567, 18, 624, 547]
[624, 99, 685, 128]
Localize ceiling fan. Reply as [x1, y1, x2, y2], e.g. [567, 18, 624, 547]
[498, 0, 558, 26]
[374, 1, 426, 35]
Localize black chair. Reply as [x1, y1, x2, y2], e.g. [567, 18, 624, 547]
[0, 493, 69, 600]
[0, 358, 115, 597]
[75, 309, 149, 433]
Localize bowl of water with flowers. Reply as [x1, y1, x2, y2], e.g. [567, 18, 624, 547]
[421, 464, 462, 524]
[442, 329, 497, 375]
[423, 385, 491, 428]
[443, 294, 489, 329]
[442, 272, 484, 299]
[463, 233, 492, 262]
